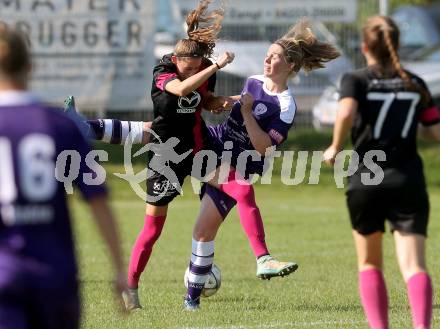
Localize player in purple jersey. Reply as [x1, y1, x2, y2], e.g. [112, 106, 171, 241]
[183, 20, 341, 310]
[0, 27, 126, 329]
[67, 18, 339, 311]
[64, 1, 302, 311]
[324, 16, 440, 329]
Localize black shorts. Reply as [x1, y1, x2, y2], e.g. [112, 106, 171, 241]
[146, 153, 194, 206]
[346, 184, 430, 236]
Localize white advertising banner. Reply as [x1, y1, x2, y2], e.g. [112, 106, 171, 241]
[177, 0, 357, 24]
[0, 0, 155, 111]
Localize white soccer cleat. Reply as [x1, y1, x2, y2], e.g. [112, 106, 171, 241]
[256, 255, 298, 280]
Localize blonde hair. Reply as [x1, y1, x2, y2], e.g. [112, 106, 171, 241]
[275, 19, 340, 75]
[174, 0, 224, 58]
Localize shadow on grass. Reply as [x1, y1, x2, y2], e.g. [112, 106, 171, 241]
[208, 297, 363, 313]
[294, 303, 362, 312]
[212, 296, 260, 304]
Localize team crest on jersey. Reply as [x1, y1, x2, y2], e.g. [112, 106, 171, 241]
[254, 103, 268, 116]
[177, 91, 201, 113]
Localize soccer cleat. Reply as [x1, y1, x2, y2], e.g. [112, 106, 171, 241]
[122, 288, 142, 311]
[64, 96, 83, 119]
[63, 96, 94, 139]
[64, 95, 76, 111]
[256, 255, 298, 280]
[183, 295, 200, 311]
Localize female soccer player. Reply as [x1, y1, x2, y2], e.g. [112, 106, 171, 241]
[0, 27, 126, 328]
[69, 0, 293, 311]
[183, 20, 341, 310]
[324, 16, 440, 329]
[67, 1, 304, 311]
[118, 0, 237, 310]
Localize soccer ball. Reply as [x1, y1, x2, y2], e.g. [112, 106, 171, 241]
[184, 263, 221, 298]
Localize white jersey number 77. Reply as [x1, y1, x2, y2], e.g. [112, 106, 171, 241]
[367, 91, 420, 139]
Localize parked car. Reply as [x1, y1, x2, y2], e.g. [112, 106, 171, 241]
[392, 5, 440, 59]
[312, 4, 440, 130]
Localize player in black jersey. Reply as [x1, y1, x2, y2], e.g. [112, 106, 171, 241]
[119, 0, 238, 310]
[65, 1, 296, 311]
[324, 16, 440, 329]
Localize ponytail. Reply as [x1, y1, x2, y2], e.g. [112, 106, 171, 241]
[382, 25, 411, 84]
[275, 19, 340, 75]
[174, 0, 224, 58]
[363, 15, 429, 104]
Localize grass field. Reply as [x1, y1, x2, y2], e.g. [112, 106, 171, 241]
[71, 130, 440, 329]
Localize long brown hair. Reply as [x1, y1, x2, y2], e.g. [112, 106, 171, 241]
[275, 19, 340, 76]
[0, 25, 31, 85]
[363, 16, 405, 78]
[174, 0, 224, 58]
[363, 15, 427, 102]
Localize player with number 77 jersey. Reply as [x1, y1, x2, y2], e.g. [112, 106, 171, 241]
[323, 15, 440, 329]
[329, 68, 439, 183]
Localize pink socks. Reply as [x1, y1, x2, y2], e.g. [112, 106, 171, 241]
[359, 269, 389, 329]
[407, 272, 432, 329]
[219, 170, 269, 258]
[359, 269, 433, 329]
[127, 214, 166, 288]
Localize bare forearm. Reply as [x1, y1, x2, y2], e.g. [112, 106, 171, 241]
[330, 100, 357, 149]
[419, 123, 440, 142]
[242, 109, 272, 155]
[331, 115, 352, 149]
[204, 94, 241, 112]
[171, 65, 219, 96]
[229, 95, 241, 101]
[89, 196, 125, 274]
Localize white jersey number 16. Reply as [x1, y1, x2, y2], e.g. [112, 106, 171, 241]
[0, 134, 56, 204]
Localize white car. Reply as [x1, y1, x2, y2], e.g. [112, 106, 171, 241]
[312, 5, 440, 130]
[312, 54, 440, 130]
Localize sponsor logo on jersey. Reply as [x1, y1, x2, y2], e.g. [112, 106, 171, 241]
[177, 91, 201, 113]
[254, 103, 268, 116]
[176, 108, 196, 113]
[1, 205, 54, 226]
[269, 129, 284, 144]
[152, 180, 179, 194]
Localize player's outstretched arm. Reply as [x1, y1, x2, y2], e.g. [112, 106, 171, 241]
[165, 52, 235, 97]
[324, 97, 357, 165]
[88, 195, 127, 298]
[203, 94, 240, 113]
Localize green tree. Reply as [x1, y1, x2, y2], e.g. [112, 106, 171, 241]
[390, 0, 436, 10]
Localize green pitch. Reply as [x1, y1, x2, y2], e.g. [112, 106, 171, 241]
[72, 131, 440, 329]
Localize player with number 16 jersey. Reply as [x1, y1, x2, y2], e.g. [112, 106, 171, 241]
[0, 27, 125, 329]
